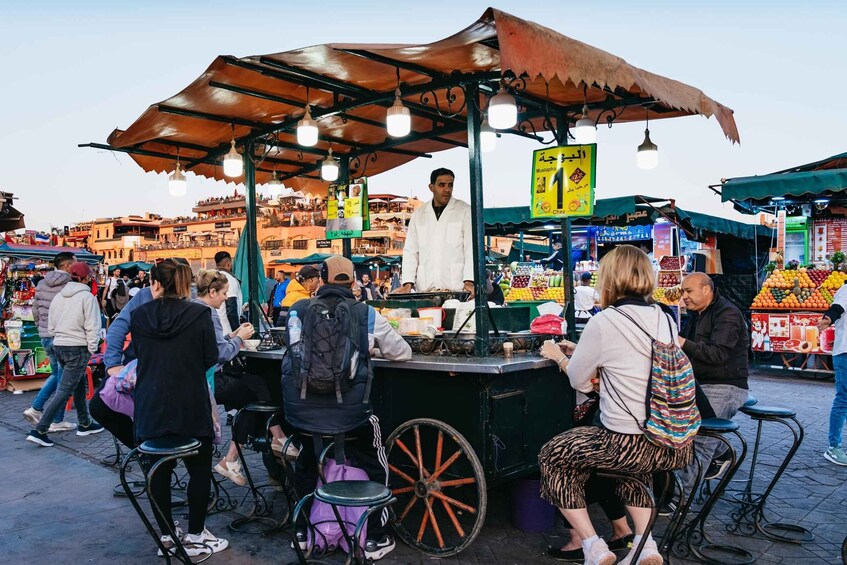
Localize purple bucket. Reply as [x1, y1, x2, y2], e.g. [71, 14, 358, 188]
[511, 478, 556, 532]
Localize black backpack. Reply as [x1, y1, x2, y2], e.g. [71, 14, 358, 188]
[111, 279, 129, 312]
[297, 297, 370, 403]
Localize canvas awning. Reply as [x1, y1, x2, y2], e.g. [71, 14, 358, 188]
[0, 243, 102, 265]
[87, 8, 737, 194]
[721, 151, 847, 210]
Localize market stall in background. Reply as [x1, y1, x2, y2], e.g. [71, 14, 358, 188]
[721, 150, 847, 374]
[0, 244, 102, 390]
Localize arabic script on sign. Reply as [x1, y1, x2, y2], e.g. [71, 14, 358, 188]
[531, 144, 596, 219]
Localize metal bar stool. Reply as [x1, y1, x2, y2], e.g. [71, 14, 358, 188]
[119, 436, 210, 564]
[596, 470, 671, 564]
[728, 404, 814, 543]
[290, 441, 396, 565]
[671, 418, 754, 565]
[229, 402, 285, 535]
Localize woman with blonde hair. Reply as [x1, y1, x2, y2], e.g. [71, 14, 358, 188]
[194, 269, 298, 487]
[539, 245, 693, 565]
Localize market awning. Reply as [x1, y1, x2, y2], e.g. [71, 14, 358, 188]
[108, 261, 153, 273]
[0, 243, 102, 265]
[484, 195, 668, 235]
[672, 208, 772, 240]
[87, 8, 738, 193]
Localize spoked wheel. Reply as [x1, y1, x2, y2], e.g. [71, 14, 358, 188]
[386, 418, 486, 557]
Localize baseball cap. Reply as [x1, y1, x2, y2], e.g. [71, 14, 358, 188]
[580, 271, 592, 281]
[321, 255, 355, 285]
[69, 262, 92, 281]
[298, 265, 320, 280]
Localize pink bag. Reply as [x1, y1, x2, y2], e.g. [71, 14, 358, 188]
[307, 460, 369, 554]
[99, 375, 134, 418]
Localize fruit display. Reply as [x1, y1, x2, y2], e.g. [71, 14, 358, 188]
[821, 270, 847, 290]
[751, 269, 834, 311]
[659, 256, 685, 270]
[532, 286, 565, 301]
[506, 287, 533, 301]
[658, 272, 680, 288]
[761, 269, 815, 290]
[510, 275, 531, 288]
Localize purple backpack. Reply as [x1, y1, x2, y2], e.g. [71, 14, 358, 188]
[307, 460, 370, 554]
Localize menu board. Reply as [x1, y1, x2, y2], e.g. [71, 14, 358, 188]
[530, 144, 596, 218]
[812, 218, 847, 261]
[653, 222, 674, 259]
[326, 177, 369, 239]
[750, 312, 834, 354]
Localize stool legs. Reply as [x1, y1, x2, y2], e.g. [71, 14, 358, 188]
[730, 415, 814, 543]
[675, 430, 754, 565]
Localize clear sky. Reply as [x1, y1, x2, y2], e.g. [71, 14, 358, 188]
[2, 0, 846, 230]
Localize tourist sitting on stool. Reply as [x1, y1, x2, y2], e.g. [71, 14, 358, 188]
[131, 259, 227, 557]
[193, 269, 298, 486]
[539, 245, 693, 565]
[282, 255, 411, 561]
[677, 273, 749, 485]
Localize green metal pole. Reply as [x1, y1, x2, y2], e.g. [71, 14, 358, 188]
[555, 116, 577, 341]
[466, 83, 489, 357]
[339, 155, 352, 259]
[243, 141, 261, 329]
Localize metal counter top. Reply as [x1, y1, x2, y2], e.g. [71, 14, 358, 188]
[240, 348, 556, 375]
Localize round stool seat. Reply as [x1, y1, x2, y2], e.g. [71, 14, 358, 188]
[138, 436, 201, 456]
[740, 405, 795, 418]
[700, 418, 739, 433]
[742, 395, 758, 408]
[316, 480, 392, 507]
[243, 402, 281, 413]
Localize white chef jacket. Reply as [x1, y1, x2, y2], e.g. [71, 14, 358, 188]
[830, 284, 847, 356]
[402, 197, 474, 292]
[216, 270, 243, 335]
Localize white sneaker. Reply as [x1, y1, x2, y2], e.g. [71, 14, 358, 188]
[183, 528, 228, 554]
[272, 437, 301, 460]
[48, 421, 77, 433]
[157, 522, 184, 557]
[23, 407, 42, 426]
[619, 536, 662, 565]
[214, 459, 247, 486]
[585, 537, 617, 565]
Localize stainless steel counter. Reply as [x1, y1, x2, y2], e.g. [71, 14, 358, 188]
[240, 348, 556, 375]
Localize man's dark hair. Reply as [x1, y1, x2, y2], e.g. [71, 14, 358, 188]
[214, 251, 232, 265]
[53, 252, 75, 270]
[430, 168, 455, 184]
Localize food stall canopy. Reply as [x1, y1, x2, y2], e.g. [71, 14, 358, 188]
[721, 151, 847, 211]
[672, 207, 772, 241]
[90, 8, 738, 194]
[0, 243, 102, 265]
[484, 195, 669, 235]
[271, 253, 398, 266]
[108, 261, 153, 273]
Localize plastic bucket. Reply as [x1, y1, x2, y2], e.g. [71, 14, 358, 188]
[510, 478, 555, 532]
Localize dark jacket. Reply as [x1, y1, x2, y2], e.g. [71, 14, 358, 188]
[281, 285, 373, 434]
[32, 270, 71, 338]
[680, 290, 749, 389]
[131, 298, 218, 441]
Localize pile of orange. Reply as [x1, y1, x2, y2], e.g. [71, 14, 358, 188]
[797, 289, 829, 311]
[762, 269, 815, 289]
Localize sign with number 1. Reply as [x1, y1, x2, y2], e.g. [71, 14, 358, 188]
[530, 144, 596, 218]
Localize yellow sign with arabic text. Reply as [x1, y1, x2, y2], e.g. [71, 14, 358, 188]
[530, 144, 596, 218]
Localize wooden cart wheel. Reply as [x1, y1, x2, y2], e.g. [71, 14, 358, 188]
[386, 418, 487, 557]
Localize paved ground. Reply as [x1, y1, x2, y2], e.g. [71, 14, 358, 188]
[1, 369, 844, 564]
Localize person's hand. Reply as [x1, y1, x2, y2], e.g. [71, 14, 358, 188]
[392, 284, 413, 295]
[107, 365, 125, 377]
[540, 339, 568, 371]
[590, 377, 600, 392]
[235, 323, 254, 340]
[463, 281, 475, 300]
[559, 340, 577, 356]
[817, 316, 832, 331]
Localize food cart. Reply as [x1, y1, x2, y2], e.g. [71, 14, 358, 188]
[721, 150, 847, 374]
[87, 8, 738, 556]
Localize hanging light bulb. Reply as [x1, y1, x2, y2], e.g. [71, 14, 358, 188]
[267, 171, 284, 199]
[321, 147, 339, 182]
[572, 105, 596, 144]
[488, 85, 517, 130]
[168, 162, 187, 197]
[297, 105, 319, 147]
[386, 89, 411, 137]
[480, 117, 497, 152]
[222, 139, 242, 177]
[636, 127, 658, 170]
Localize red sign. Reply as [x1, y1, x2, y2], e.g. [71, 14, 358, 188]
[751, 312, 834, 354]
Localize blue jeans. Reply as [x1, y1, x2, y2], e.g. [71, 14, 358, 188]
[829, 354, 847, 447]
[36, 346, 93, 433]
[32, 337, 65, 423]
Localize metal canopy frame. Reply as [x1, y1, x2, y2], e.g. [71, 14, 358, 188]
[83, 8, 738, 355]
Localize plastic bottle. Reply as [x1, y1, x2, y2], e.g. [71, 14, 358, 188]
[288, 310, 302, 354]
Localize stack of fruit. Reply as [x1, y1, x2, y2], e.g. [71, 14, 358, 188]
[511, 274, 531, 288]
[798, 289, 829, 310]
[805, 268, 831, 286]
[532, 286, 565, 302]
[822, 270, 847, 290]
[762, 269, 815, 289]
[658, 272, 680, 288]
[506, 287, 533, 301]
[820, 288, 835, 304]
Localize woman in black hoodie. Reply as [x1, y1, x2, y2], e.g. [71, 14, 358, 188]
[131, 259, 226, 557]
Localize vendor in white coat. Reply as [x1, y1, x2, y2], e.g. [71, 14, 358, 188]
[396, 168, 475, 297]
